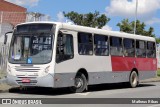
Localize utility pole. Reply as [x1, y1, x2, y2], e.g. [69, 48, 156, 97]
[134, 0, 138, 35]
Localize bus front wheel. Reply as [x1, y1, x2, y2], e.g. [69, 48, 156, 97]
[129, 71, 138, 88]
[70, 72, 87, 93]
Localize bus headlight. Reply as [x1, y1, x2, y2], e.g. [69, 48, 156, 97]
[44, 66, 50, 73]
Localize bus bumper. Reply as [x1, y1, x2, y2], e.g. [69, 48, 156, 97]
[6, 74, 54, 88]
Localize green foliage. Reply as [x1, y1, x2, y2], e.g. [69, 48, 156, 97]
[63, 11, 110, 29]
[117, 19, 132, 33]
[157, 69, 160, 77]
[117, 19, 160, 43]
[156, 38, 160, 44]
[117, 19, 155, 37]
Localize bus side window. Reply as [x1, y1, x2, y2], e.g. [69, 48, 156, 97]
[56, 33, 74, 63]
[110, 37, 123, 56]
[147, 41, 156, 58]
[78, 32, 93, 55]
[136, 40, 146, 58]
[94, 34, 109, 56]
[123, 38, 135, 57]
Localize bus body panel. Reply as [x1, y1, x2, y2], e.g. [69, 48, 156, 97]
[111, 56, 157, 71]
[7, 73, 54, 87]
[135, 58, 157, 71]
[54, 30, 112, 87]
[111, 56, 136, 71]
[111, 56, 157, 82]
[6, 62, 55, 87]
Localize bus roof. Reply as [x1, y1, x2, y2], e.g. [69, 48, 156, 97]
[17, 21, 155, 42]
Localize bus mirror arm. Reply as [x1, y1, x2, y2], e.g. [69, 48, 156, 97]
[4, 31, 13, 45]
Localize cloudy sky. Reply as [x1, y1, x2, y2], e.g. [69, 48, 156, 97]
[5, 0, 160, 37]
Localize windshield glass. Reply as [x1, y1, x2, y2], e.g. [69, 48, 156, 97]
[9, 24, 55, 64]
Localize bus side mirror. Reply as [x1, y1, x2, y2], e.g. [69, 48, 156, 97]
[4, 31, 13, 45]
[4, 34, 7, 45]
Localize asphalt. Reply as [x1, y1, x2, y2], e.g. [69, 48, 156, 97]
[0, 82, 160, 107]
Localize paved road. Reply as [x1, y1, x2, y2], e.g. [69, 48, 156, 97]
[0, 82, 160, 107]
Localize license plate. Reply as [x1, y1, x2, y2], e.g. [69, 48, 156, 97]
[22, 78, 30, 83]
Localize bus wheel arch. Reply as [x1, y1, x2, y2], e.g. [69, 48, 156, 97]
[129, 68, 139, 88]
[70, 68, 88, 93]
[131, 68, 139, 76]
[76, 68, 89, 81]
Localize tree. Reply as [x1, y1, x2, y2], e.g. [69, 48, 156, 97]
[63, 11, 110, 29]
[27, 12, 45, 21]
[156, 37, 160, 44]
[117, 19, 132, 33]
[117, 19, 155, 37]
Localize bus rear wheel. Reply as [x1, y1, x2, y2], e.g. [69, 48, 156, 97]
[129, 71, 138, 88]
[70, 72, 87, 93]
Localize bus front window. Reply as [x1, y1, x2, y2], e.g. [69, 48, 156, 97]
[9, 34, 53, 64]
[9, 24, 55, 64]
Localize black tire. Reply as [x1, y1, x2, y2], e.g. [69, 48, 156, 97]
[129, 71, 138, 88]
[70, 73, 87, 93]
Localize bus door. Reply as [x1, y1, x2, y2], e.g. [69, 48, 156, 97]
[54, 30, 77, 87]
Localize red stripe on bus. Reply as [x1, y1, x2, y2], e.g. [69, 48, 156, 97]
[111, 56, 157, 72]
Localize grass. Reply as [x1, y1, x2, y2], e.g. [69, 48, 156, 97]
[157, 69, 160, 77]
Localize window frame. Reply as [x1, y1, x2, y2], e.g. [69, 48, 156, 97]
[123, 38, 135, 57]
[56, 32, 74, 63]
[94, 34, 109, 56]
[136, 40, 146, 58]
[110, 36, 123, 56]
[146, 41, 156, 58]
[77, 32, 93, 56]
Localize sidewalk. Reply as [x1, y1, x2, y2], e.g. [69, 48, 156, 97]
[0, 78, 11, 92]
[140, 76, 160, 83]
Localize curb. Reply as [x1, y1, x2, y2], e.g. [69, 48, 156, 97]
[140, 77, 160, 83]
[0, 89, 9, 93]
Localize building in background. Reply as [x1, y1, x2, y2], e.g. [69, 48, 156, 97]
[0, 0, 51, 71]
[0, 0, 27, 70]
[0, 0, 27, 36]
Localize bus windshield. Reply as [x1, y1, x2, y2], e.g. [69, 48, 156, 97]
[8, 24, 55, 64]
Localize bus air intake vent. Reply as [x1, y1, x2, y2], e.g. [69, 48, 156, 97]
[14, 66, 40, 72]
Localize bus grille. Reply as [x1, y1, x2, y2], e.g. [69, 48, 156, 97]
[16, 77, 38, 86]
[14, 66, 41, 86]
[14, 66, 41, 72]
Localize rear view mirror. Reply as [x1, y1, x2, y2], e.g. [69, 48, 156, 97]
[4, 31, 13, 45]
[4, 34, 7, 45]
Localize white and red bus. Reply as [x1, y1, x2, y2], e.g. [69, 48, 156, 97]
[5, 22, 157, 93]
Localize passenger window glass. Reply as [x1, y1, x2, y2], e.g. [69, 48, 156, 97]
[147, 42, 156, 58]
[136, 40, 146, 57]
[124, 38, 135, 57]
[78, 32, 93, 55]
[94, 34, 109, 56]
[110, 37, 123, 56]
[56, 33, 74, 62]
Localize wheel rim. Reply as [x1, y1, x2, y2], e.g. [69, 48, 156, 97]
[132, 73, 137, 85]
[75, 77, 83, 88]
